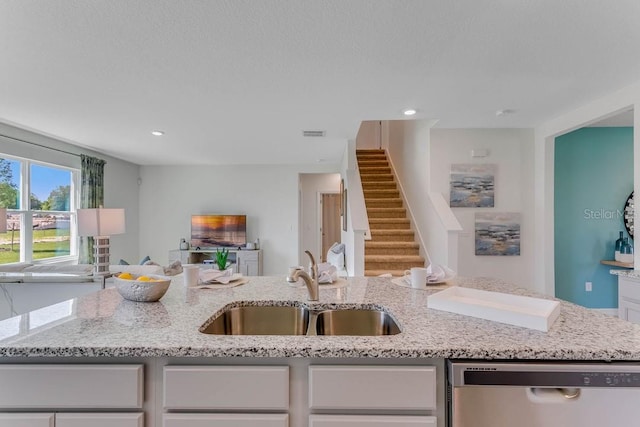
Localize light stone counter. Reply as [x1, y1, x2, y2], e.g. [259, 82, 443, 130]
[610, 269, 640, 280]
[1, 275, 640, 360]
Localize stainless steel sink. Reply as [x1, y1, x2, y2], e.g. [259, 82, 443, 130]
[200, 303, 401, 336]
[200, 304, 310, 335]
[314, 308, 401, 336]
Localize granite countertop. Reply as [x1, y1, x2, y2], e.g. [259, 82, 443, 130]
[1, 275, 640, 360]
[610, 269, 640, 279]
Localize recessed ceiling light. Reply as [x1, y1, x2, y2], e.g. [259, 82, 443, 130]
[403, 109, 417, 116]
[151, 130, 164, 136]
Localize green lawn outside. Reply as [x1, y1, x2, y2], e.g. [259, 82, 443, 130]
[0, 229, 71, 264]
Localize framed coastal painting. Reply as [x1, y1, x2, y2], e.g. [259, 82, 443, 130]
[449, 164, 496, 207]
[475, 212, 521, 256]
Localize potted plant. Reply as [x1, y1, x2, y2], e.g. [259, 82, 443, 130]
[215, 248, 229, 271]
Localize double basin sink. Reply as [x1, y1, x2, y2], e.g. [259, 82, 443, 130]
[199, 302, 401, 336]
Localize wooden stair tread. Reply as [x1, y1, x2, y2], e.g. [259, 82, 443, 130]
[366, 241, 419, 248]
[365, 254, 424, 262]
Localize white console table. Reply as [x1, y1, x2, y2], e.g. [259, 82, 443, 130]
[168, 249, 263, 276]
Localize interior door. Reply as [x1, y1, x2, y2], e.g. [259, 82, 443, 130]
[321, 193, 341, 262]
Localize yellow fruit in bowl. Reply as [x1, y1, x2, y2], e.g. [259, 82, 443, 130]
[118, 272, 133, 280]
[137, 276, 152, 282]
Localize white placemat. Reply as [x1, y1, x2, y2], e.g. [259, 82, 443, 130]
[391, 277, 452, 290]
[196, 276, 249, 289]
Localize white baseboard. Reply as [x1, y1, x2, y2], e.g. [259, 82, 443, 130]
[594, 308, 618, 317]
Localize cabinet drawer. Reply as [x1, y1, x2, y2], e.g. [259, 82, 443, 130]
[0, 413, 54, 427]
[164, 366, 289, 410]
[620, 298, 640, 324]
[163, 413, 288, 427]
[620, 278, 640, 302]
[309, 415, 437, 427]
[0, 365, 143, 409]
[238, 251, 259, 261]
[309, 366, 436, 410]
[56, 413, 144, 427]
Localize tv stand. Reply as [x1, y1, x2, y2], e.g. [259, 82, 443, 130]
[168, 249, 263, 276]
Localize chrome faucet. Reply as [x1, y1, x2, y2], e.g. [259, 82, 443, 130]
[286, 250, 319, 301]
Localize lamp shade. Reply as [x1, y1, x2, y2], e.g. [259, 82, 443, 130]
[0, 208, 6, 233]
[77, 208, 125, 237]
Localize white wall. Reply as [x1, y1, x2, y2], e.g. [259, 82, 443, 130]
[299, 173, 341, 266]
[356, 121, 381, 150]
[0, 122, 140, 265]
[386, 119, 443, 265]
[430, 128, 535, 288]
[138, 164, 338, 276]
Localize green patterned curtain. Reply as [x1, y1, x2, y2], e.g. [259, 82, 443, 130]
[79, 155, 106, 264]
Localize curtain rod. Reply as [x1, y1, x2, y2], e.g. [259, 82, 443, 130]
[0, 133, 81, 158]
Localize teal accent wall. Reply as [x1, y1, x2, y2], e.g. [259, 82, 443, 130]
[555, 127, 633, 308]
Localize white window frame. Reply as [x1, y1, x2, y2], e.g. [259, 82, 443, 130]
[2, 153, 80, 264]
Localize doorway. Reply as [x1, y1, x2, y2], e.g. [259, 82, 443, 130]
[320, 193, 341, 262]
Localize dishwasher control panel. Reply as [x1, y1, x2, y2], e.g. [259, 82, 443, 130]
[450, 361, 640, 388]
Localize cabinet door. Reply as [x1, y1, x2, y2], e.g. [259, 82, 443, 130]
[309, 415, 437, 427]
[619, 298, 640, 324]
[0, 413, 54, 427]
[164, 366, 289, 410]
[0, 364, 143, 409]
[163, 413, 288, 427]
[237, 251, 260, 276]
[309, 365, 436, 410]
[56, 413, 144, 427]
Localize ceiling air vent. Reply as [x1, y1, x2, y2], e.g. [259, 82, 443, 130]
[302, 130, 325, 137]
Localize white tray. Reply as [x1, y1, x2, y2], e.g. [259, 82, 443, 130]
[427, 286, 561, 332]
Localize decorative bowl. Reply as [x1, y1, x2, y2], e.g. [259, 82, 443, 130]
[113, 273, 171, 302]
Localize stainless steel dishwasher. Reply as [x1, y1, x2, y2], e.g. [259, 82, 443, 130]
[448, 360, 640, 426]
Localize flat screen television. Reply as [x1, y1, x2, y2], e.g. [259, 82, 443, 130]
[190, 214, 247, 249]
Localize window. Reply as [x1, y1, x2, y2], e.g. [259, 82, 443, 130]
[0, 155, 79, 264]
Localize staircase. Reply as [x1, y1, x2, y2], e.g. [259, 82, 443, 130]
[357, 149, 425, 276]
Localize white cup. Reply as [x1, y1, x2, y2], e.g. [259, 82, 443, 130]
[183, 265, 200, 287]
[403, 267, 428, 289]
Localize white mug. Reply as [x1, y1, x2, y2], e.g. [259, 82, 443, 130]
[403, 267, 428, 289]
[183, 265, 200, 287]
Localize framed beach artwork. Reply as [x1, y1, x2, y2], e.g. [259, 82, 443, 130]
[475, 212, 521, 256]
[449, 164, 496, 207]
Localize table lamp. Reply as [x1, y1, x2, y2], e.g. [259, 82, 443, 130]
[77, 208, 125, 274]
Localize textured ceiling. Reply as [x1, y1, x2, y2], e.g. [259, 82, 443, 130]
[1, 1, 639, 165]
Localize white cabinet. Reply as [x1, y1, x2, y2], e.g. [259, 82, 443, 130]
[163, 413, 289, 427]
[0, 413, 54, 427]
[163, 366, 288, 410]
[168, 249, 263, 275]
[163, 365, 289, 425]
[55, 413, 144, 427]
[309, 415, 437, 427]
[0, 413, 142, 427]
[308, 365, 438, 426]
[0, 364, 143, 409]
[237, 250, 261, 276]
[0, 365, 143, 426]
[618, 277, 640, 323]
[309, 365, 437, 411]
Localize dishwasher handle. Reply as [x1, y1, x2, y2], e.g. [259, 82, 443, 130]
[527, 387, 581, 403]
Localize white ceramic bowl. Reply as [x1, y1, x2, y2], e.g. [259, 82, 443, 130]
[113, 274, 171, 302]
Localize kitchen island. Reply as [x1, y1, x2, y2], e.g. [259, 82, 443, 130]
[0, 276, 639, 427]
